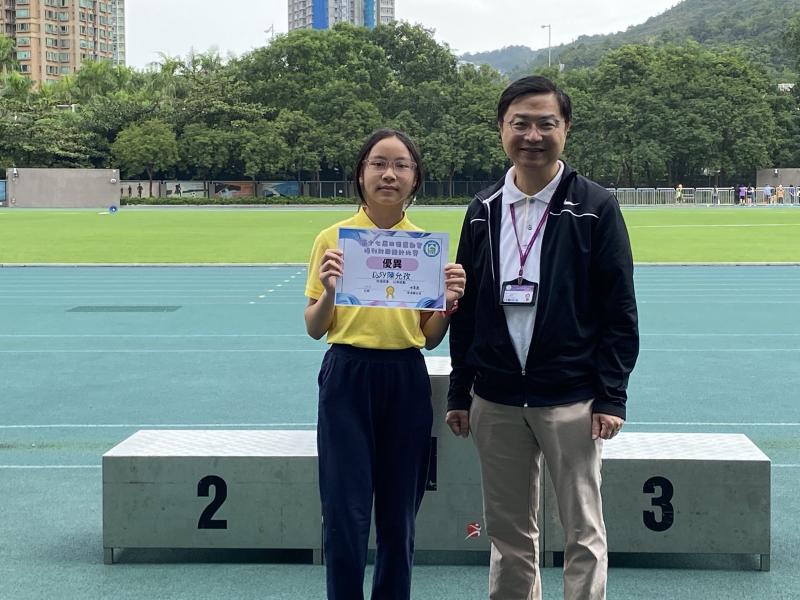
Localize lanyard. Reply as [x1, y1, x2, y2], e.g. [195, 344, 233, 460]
[510, 199, 549, 283]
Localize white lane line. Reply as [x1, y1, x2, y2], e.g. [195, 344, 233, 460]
[0, 423, 317, 429]
[1, 464, 796, 471]
[0, 349, 322, 353]
[641, 301, 800, 305]
[628, 422, 800, 426]
[0, 334, 308, 338]
[0, 422, 792, 430]
[0, 289, 276, 292]
[0, 465, 101, 470]
[642, 333, 800, 337]
[640, 349, 800, 352]
[638, 294, 799, 298]
[8, 349, 795, 354]
[631, 223, 800, 228]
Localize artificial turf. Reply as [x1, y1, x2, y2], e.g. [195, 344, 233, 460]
[0, 206, 798, 264]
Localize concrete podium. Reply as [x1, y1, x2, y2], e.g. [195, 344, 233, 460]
[542, 432, 771, 570]
[400, 357, 489, 554]
[102, 429, 321, 564]
[102, 358, 771, 570]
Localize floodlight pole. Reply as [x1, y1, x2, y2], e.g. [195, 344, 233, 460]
[541, 24, 551, 68]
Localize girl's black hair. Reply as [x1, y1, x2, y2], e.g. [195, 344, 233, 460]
[353, 128, 424, 205]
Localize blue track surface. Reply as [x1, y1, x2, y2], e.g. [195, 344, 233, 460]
[1, 265, 799, 599]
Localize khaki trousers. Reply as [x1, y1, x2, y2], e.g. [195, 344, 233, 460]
[470, 395, 607, 600]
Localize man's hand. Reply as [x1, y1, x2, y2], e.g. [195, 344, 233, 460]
[446, 410, 470, 438]
[592, 413, 624, 440]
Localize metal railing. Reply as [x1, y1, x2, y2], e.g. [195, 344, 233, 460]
[3, 179, 799, 206]
[610, 187, 798, 206]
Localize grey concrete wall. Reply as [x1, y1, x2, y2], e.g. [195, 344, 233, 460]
[4, 168, 121, 208]
[756, 168, 800, 188]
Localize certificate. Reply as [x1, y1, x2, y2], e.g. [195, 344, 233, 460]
[335, 227, 449, 310]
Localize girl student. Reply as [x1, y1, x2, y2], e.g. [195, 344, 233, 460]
[304, 128, 466, 600]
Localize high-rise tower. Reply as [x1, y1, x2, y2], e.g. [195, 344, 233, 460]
[288, 0, 395, 32]
[0, 0, 127, 85]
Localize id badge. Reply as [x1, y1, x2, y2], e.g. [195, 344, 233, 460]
[501, 279, 538, 306]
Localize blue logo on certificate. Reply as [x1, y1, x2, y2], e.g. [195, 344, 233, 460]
[423, 240, 441, 258]
[335, 227, 449, 310]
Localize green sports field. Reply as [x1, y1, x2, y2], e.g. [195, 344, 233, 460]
[0, 206, 799, 263]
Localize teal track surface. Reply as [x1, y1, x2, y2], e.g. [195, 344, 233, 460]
[1, 265, 799, 599]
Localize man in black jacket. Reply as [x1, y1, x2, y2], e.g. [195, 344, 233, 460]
[446, 76, 639, 600]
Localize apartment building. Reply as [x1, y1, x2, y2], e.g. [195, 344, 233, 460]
[0, 0, 126, 86]
[288, 0, 395, 32]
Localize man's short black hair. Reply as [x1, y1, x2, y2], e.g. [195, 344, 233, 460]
[496, 76, 572, 126]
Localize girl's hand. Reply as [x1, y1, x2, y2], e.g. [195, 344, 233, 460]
[444, 263, 466, 310]
[319, 249, 343, 294]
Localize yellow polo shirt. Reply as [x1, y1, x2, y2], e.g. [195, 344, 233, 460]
[305, 208, 426, 349]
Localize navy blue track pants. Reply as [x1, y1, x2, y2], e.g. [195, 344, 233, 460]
[317, 344, 433, 600]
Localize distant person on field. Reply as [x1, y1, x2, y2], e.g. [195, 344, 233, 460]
[674, 183, 683, 203]
[763, 184, 773, 204]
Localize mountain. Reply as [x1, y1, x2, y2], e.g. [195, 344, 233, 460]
[461, 0, 800, 80]
[459, 45, 543, 74]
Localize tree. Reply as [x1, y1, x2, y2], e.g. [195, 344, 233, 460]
[562, 43, 776, 186]
[422, 115, 466, 197]
[179, 123, 233, 180]
[17, 114, 92, 167]
[112, 120, 179, 195]
[276, 110, 321, 181]
[0, 34, 16, 75]
[233, 119, 289, 181]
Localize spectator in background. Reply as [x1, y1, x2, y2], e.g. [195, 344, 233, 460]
[776, 184, 785, 205]
[763, 184, 773, 204]
[789, 184, 797, 204]
[137, 183, 143, 198]
[737, 184, 746, 206]
[747, 185, 755, 206]
[711, 186, 719, 206]
[127, 185, 132, 198]
[674, 183, 684, 203]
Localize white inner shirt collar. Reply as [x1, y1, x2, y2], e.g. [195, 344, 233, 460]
[501, 161, 565, 206]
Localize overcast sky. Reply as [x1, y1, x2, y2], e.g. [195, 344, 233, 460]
[126, 0, 680, 69]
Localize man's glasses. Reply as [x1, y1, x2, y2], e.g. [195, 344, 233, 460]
[364, 159, 417, 175]
[504, 118, 562, 135]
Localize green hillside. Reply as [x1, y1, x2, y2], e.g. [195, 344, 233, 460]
[462, 0, 800, 80]
[460, 45, 543, 74]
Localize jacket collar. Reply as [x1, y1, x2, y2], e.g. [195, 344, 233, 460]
[477, 161, 576, 209]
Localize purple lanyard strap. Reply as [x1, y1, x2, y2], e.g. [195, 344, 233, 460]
[510, 200, 550, 282]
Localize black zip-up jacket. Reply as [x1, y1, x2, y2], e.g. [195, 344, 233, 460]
[447, 163, 639, 419]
